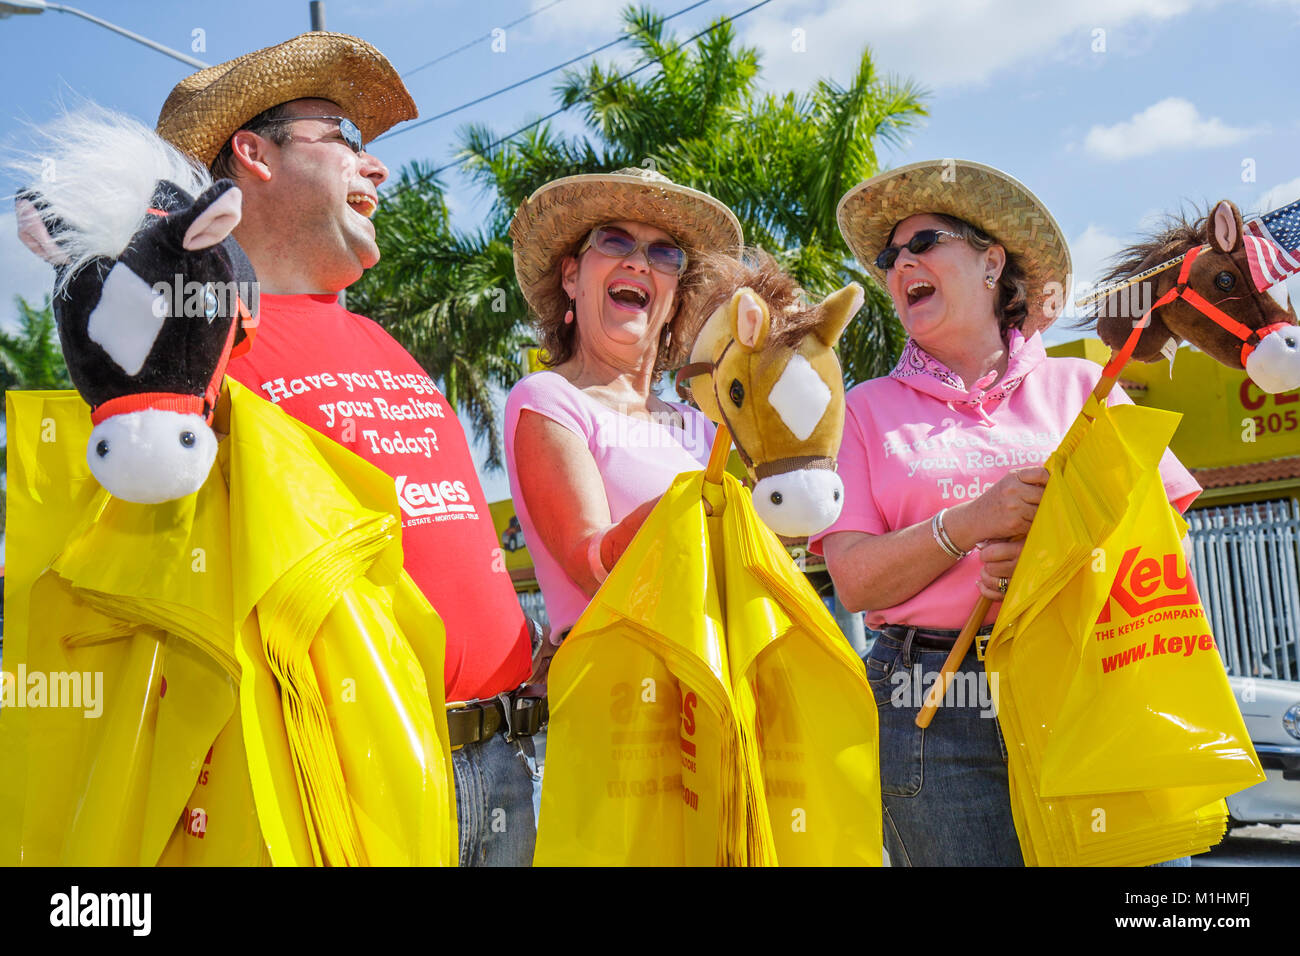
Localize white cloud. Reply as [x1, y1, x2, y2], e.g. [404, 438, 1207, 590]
[517, 0, 643, 84]
[1083, 97, 1254, 160]
[527, 0, 626, 40]
[740, 0, 1204, 94]
[0, 210, 58, 333]
[1070, 224, 1127, 288]
[1257, 176, 1300, 217]
[1044, 224, 1127, 341]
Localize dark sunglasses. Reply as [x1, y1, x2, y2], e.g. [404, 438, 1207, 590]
[259, 115, 366, 154]
[578, 225, 687, 275]
[875, 229, 963, 271]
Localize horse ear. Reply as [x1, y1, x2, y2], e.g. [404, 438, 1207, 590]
[15, 196, 69, 265]
[171, 181, 243, 251]
[1209, 199, 1243, 254]
[813, 282, 863, 348]
[731, 288, 770, 352]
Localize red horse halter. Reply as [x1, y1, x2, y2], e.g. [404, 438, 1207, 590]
[1109, 245, 1291, 373]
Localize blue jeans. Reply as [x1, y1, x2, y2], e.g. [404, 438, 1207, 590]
[866, 630, 1191, 867]
[866, 630, 1022, 866]
[452, 731, 539, 866]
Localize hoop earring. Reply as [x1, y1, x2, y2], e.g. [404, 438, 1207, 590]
[563, 297, 576, 324]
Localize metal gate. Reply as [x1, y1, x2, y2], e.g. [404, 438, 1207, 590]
[517, 589, 549, 633]
[1187, 498, 1300, 681]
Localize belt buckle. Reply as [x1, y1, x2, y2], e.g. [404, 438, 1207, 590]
[445, 700, 473, 751]
[496, 692, 516, 741]
[975, 631, 990, 662]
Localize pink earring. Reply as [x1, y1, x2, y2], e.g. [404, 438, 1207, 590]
[564, 297, 575, 324]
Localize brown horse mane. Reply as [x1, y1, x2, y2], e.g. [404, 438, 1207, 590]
[1098, 210, 1207, 286]
[1084, 207, 1208, 325]
[695, 250, 826, 350]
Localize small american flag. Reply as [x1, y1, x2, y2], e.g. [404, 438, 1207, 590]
[1244, 198, 1300, 290]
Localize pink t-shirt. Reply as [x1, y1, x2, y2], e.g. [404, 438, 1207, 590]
[505, 371, 716, 635]
[809, 330, 1202, 630]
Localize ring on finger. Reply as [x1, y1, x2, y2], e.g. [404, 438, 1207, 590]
[997, 577, 1009, 594]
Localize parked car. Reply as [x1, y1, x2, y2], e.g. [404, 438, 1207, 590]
[1227, 675, 1300, 825]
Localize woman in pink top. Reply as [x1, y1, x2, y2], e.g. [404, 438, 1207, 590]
[816, 161, 1201, 866]
[505, 168, 742, 641]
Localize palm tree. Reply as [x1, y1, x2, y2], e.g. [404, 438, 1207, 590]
[0, 295, 69, 392]
[1, 294, 72, 532]
[462, 5, 927, 384]
[358, 3, 930, 465]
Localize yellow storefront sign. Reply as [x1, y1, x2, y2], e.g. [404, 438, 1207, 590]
[1047, 339, 1300, 469]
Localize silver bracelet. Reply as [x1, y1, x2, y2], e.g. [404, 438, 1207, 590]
[931, 508, 970, 560]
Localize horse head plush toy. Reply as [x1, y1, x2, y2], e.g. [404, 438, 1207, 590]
[13, 106, 257, 503]
[1091, 198, 1300, 393]
[679, 254, 860, 537]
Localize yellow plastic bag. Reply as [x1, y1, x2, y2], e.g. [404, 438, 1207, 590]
[988, 399, 1264, 866]
[156, 706, 271, 867]
[536, 470, 880, 866]
[1, 382, 455, 866]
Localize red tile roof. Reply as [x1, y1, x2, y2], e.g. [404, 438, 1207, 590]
[1191, 456, 1300, 489]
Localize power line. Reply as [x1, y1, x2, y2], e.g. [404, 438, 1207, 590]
[385, 0, 772, 198]
[402, 0, 567, 78]
[378, 0, 715, 144]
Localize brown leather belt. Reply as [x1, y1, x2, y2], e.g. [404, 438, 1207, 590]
[446, 691, 548, 750]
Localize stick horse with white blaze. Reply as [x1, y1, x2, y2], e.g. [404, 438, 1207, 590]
[677, 252, 860, 537]
[14, 107, 257, 504]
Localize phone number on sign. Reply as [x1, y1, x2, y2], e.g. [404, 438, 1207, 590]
[1249, 410, 1297, 435]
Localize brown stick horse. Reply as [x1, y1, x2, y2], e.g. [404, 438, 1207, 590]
[1092, 199, 1300, 392]
[676, 253, 862, 538]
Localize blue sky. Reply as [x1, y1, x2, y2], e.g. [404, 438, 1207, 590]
[2, 0, 1299, 502]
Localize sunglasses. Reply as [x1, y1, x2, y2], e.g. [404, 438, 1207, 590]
[875, 229, 964, 271]
[578, 225, 687, 275]
[259, 115, 366, 155]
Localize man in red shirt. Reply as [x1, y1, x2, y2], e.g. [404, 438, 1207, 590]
[156, 32, 538, 866]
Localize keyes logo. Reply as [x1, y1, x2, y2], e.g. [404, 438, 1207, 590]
[395, 475, 476, 518]
[1096, 545, 1199, 624]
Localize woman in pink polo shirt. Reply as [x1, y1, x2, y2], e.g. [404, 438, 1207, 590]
[812, 161, 1201, 866]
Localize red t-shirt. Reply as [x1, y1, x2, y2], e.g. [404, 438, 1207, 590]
[227, 292, 531, 701]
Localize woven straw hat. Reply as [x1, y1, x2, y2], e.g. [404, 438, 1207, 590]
[509, 168, 742, 362]
[837, 160, 1071, 333]
[156, 32, 416, 167]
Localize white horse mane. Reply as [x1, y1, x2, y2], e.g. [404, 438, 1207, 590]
[8, 102, 211, 293]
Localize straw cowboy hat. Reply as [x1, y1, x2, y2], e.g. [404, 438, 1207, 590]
[156, 32, 417, 167]
[509, 167, 743, 360]
[837, 160, 1071, 333]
